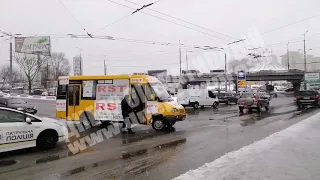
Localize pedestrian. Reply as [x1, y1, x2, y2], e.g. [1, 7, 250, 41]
[121, 94, 135, 134]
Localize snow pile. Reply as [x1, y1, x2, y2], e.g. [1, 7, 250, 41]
[173, 112, 320, 180]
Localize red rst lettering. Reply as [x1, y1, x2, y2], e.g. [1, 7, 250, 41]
[108, 85, 116, 92]
[97, 86, 107, 92]
[118, 85, 126, 92]
[96, 103, 105, 110]
[107, 103, 117, 111]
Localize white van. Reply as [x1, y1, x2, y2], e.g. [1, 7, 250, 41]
[177, 89, 219, 109]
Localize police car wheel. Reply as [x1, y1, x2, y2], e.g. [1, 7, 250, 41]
[37, 130, 58, 150]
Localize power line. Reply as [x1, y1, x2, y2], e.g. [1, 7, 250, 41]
[123, 0, 237, 40]
[58, 0, 93, 37]
[108, 62, 180, 67]
[93, 0, 165, 33]
[103, 0, 229, 41]
[93, 14, 133, 33]
[14, 33, 218, 49]
[261, 13, 320, 35]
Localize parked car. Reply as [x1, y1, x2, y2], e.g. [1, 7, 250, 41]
[0, 107, 67, 153]
[0, 97, 37, 114]
[237, 92, 270, 113]
[177, 89, 219, 109]
[285, 87, 294, 96]
[295, 90, 320, 110]
[216, 92, 238, 104]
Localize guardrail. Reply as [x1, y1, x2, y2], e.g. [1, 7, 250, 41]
[2, 94, 56, 100]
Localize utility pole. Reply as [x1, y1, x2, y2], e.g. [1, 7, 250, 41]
[224, 53, 227, 92]
[9, 38, 13, 90]
[303, 30, 308, 90]
[185, 49, 189, 70]
[287, 42, 290, 71]
[179, 40, 182, 76]
[103, 55, 106, 75]
[46, 54, 49, 89]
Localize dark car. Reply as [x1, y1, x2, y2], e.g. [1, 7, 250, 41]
[295, 90, 320, 110]
[0, 98, 37, 114]
[237, 92, 270, 113]
[216, 92, 238, 104]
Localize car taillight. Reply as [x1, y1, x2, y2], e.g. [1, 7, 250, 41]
[296, 96, 301, 100]
[314, 95, 319, 100]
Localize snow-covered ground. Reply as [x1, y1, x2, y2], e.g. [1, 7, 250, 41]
[173, 111, 320, 180]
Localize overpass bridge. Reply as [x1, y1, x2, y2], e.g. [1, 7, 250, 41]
[166, 70, 317, 94]
[167, 70, 306, 83]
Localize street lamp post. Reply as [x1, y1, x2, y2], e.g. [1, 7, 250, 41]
[303, 30, 308, 90]
[287, 42, 290, 71]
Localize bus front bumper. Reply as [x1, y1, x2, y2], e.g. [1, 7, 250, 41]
[163, 114, 187, 124]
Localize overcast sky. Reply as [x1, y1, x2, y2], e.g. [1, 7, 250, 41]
[1, 0, 320, 75]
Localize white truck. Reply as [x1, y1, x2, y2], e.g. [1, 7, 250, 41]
[177, 89, 219, 109]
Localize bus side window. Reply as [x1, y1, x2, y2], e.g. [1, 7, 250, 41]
[57, 85, 67, 99]
[81, 80, 97, 100]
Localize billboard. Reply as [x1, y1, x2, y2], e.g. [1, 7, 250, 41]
[147, 70, 167, 85]
[15, 36, 51, 56]
[73, 56, 83, 76]
[237, 71, 247, 92]
[305, 73, 320, 90]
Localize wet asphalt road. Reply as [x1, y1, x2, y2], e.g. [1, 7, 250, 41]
[1, 95, 319, 180]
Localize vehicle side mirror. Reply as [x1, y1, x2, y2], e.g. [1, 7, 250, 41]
[26, 117, 32, 124]
[151, 94, 156, 101]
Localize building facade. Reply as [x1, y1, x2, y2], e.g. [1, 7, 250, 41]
[281, 51, 320, 71]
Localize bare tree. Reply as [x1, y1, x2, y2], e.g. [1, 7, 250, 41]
[0, 65, 20, 88]
[15, 54, 45, 94]
[49, 52, 70, 79]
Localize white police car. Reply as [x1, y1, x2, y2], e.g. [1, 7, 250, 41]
[0, 107, 68, 153]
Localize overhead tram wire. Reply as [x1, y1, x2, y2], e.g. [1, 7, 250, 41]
[261, 13, 320, 35]
[101, 0, 229, 41]
[123, 0, 237, 40]
[58, 0, 93, 38]
[93, 0, 165, 34]
[14, 33, 217, 49]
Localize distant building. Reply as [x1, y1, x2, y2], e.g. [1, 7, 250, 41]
[281, 51, 320, 71]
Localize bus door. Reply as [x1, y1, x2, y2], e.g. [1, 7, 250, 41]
[67, 84, 81, 121]
[131, 84, 148, 125]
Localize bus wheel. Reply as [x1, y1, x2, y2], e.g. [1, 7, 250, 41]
[152, 118, 165, 131]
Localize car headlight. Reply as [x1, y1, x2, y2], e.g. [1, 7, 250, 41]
[17, 107, 24, 111]
[172, 108, 179, 113]
[34, 106, 37, 109]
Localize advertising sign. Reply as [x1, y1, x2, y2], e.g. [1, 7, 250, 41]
[15, 36, 51, 56]
[95, 79, 129, 121]
[305, 73, 320, 83]
[56, 100, 66, 112]
[237, 71, 246, 92]
[304, 73, 320, 90]
[147, 70, 167, 85]
[58, 76, 69, 85]
[147, 101, 158, 114]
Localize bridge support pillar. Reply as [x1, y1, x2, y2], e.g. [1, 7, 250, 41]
[234, 80, 238, 93]
[291, 81, 301, 96]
